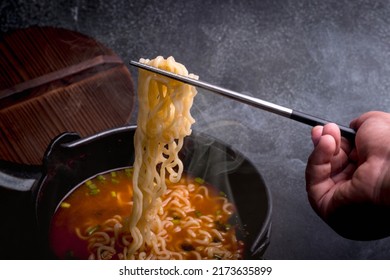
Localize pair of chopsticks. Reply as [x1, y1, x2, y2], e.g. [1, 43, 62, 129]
[130, 60, 356, 142]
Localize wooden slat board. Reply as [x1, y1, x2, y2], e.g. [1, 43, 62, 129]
[0, 27, 135, 165]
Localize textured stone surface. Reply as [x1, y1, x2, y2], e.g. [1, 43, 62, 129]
[2, 0, 390, 259]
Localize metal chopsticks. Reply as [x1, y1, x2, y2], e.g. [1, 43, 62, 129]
[130, 60, 356, 142]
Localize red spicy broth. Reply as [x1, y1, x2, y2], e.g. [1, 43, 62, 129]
[49, 167, 244, 260]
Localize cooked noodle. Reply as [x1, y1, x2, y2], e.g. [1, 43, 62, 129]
[83, 176, 243, 259]
[50, 56, 244, 260]
[128, 56, 198, 257]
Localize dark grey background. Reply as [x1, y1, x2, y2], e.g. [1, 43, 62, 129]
[2, 0, 390, 259]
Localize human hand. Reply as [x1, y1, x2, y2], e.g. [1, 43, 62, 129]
[305, 111, 390, 240]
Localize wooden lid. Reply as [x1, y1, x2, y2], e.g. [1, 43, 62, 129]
[0, 26, 135, 165]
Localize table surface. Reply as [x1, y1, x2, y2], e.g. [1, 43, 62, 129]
[2, 0, 390, 259]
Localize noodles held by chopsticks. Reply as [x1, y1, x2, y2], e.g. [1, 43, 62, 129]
[127, 56, 198, 257]
[54, 56, 244, 260]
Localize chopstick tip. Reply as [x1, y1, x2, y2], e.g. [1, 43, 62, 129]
[129, 60, 138, 66]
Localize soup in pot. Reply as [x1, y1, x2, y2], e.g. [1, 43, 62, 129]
[49, 167, 244, 260]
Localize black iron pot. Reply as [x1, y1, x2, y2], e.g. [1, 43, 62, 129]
[0, 126, 272, 259]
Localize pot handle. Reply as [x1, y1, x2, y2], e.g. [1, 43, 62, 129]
[0, 171, 36, 192]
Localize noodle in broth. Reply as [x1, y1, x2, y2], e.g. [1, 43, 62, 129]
[50, 169, 244, 259]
